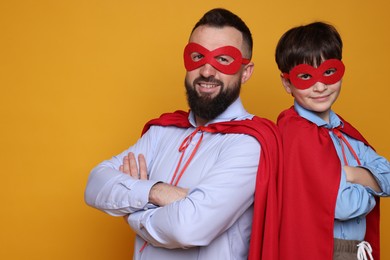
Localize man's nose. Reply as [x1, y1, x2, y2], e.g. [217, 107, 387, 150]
[199, 63, 217, 78]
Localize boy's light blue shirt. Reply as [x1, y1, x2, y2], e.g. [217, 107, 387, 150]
[295, 101, 390, 240]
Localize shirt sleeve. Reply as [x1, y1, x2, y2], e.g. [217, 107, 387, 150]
[331, 132, 382, 220]
[357, 142, 390, 196]
[335, 168, 376, 220]
[84, 128, 160, 216]
[127, 135, 261, 249]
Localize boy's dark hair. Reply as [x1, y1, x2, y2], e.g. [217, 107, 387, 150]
[275, 22, 343, 73]
[192, 8, 253, 59]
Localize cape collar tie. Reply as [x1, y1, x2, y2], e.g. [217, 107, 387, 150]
[332, 127, 361, 166]
[170, 126, 217, 186]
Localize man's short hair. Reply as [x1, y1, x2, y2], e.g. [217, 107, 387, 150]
[192, 8, 253, 59]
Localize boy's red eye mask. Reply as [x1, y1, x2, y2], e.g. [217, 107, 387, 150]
[282, 59, 345, 89]
[183, 42, 250, 75]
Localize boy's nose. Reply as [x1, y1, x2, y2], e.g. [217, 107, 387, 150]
[313, 82, 328, 92]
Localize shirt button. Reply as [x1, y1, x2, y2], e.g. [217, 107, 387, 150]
[137, 201, 142, 207]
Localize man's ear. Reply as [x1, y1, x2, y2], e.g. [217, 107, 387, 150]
[281, 75, 293, 95]
[241, 62, 254, 84]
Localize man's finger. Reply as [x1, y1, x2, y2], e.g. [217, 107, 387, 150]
[138, 154, 148, 180]
[128, 152, 139, 178]
[122, 156, 130, 174]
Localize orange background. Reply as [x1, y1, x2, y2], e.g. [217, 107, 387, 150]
[0, 1, 389, 259]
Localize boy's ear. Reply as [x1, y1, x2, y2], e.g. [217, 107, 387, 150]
[280, 75, 293, 95]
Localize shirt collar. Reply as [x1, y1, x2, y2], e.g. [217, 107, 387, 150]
[188, 97, 252, 126]
[294, 101, 343, 129]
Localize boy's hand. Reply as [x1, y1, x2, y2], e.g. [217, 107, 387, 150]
[344, 166, 381, 192]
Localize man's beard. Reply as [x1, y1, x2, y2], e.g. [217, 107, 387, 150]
[185, 76, 241, 121]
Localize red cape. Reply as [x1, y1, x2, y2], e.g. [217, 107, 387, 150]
[277, 107, 380, 260]
[142, 110, 283, 260]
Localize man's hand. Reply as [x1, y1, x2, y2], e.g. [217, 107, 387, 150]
[119, 152, 148, 222]
[344, 166, 381, 192]
[119, 152, 148, 180]
[119, 152, 189, 206]
[149, 183, 189, 207]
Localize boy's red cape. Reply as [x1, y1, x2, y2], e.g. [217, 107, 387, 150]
[142, 110, 283, 260]
[277, 107, 380, 260]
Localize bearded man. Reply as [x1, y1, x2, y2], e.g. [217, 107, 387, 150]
[85, 8, 282, 260]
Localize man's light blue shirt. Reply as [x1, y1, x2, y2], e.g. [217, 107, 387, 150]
[294, 102, 390, 240]
[85, 98, 261, 259]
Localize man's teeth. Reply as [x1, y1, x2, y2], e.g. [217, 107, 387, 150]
[200, 84, 216, 88]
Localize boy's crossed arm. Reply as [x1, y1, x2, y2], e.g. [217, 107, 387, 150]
[344, 165, 381, 193]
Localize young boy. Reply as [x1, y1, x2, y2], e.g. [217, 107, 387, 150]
[275, 22, 390, 260]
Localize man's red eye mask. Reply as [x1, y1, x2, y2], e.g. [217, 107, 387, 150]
[183, 42, 250, 75]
